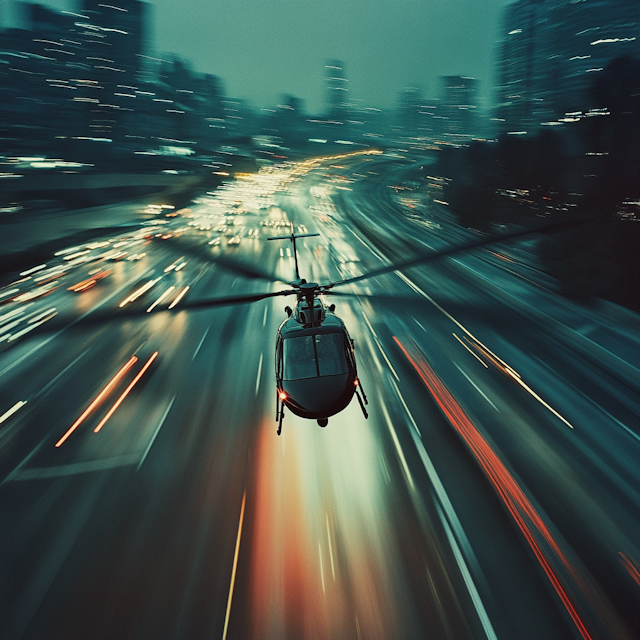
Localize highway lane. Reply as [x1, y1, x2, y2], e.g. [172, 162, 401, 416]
[1, 154, 638, 639]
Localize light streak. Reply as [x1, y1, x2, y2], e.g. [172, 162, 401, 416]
[0, 401, 27, 425]
[222, 490, 247, 640]
[20, 264, 47, 276]
[94, 352, 158, 433]
[318, 544, 326, 593]
[68, 278, 97, 292]
[119, 278, 161, 307]
[0, 288, 19, 301]
[394, 337, 617, 640]
[147, 286, 175, 312]
[55, 356, 137, 447]
[168, 286, 189, 309]
[619, 553, 640, 588]
[453, 332, 488, 368]
[255, 353, 263, 396]
[326, 513, 336, 580]
[7, 309, 57, 341]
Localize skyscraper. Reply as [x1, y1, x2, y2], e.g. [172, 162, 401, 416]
[439, 76, 478, 143]
[324, 60, 348, 122]
[497, 0, 640, 135]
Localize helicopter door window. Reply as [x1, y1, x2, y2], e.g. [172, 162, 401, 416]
[283, 336, 317, 380]
[315, 333, 348, 376]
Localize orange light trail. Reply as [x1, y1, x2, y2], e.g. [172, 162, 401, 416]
[619, 553, 640, 588]
[68, 279, 97, 292]
[55, 355, 138, 447]
[168, 286, 189, 309]
[93, 351, 158, 433]
[393, 337, 598, 640]
[223, 490, 247, 640]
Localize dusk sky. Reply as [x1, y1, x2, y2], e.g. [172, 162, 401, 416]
[6, 0, 511, 113]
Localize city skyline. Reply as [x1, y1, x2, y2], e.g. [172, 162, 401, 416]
[2, 0, 511, 112]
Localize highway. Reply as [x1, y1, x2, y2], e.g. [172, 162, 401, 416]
[1, 152, 639, 640]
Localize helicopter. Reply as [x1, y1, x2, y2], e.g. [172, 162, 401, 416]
[267, 229, 368, 435]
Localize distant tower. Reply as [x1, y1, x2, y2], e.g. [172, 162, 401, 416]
[325, 60, 348, 122]
[440, 76, 477, 143]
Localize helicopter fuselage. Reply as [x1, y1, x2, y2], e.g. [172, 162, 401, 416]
[275, 300, 358, 422]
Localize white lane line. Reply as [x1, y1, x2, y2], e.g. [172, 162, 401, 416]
[222, 490, 247, 640]
[407, 425, 496, 640]
[0, 400, 27, 425]
[362, 312, 399, 381]
[137, 395, 175, 472]
[389, 377, 421, 438]
[10, 453, 140, 481]
[454, 363, 500, 412]
[255, 353, 263, 397]
[436, 502, 498, 640]
[35, 347, 92, 400]
[380, 401, 414, 490]
[192, 327, 210, 360]
[453, 333, 488, 369]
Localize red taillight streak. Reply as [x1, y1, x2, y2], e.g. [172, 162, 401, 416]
[394, 337, 594, 640]
[94, 352, 158, 433]
[619, 553, 640, 588]
[55, 356, 138, 447]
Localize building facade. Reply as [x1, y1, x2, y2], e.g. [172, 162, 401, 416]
[497, 0, 640, 135]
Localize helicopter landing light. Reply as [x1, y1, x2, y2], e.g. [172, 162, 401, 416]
[279, 391, 287, 401]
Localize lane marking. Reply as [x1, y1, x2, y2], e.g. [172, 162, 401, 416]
[453, 332, 488, 368]
[436, 503, 498, 640]
[10, 453, 139, 480]
[0, 400, 27, 425]
[222, 490, 247, 640]
[362, 311, 399, 381]
[454, 363, 500, 412]
[137, 395, 175, 472]
[389, 377, 421, 438]
[380, 401, 414, 490]
[255, 353, 263, 397]
[192, 327, 209, 360]
[35, 347, 92, 400]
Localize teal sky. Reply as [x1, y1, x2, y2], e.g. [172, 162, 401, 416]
[4, 0, 511, 112]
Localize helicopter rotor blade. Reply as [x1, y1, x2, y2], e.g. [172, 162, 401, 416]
[166, 289, 297, 310]
[323, 290, 432, 305]
[322, 215, 596, 290]
[162, 236, 297, 286]
[15, 289, 298, 339]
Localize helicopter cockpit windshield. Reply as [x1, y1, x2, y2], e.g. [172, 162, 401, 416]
[283, 333, 349, 380]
